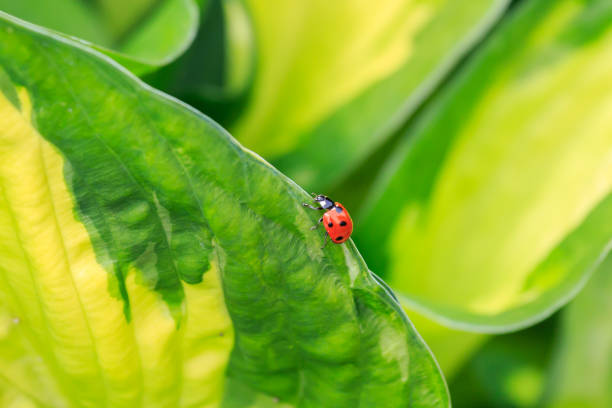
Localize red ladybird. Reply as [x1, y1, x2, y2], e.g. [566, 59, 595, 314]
[303, 194, 353, 248]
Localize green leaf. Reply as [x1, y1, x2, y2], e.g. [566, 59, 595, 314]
[358, 0, 612, 332]
[0, 0, 199, 75]
[230, 0, 510, 191]
[450, 318, 556, 408]
[145, 0, 255, 125]
[407, 311, 487, 378]
[0, 11, 449, 407]
[544, 255, 612, 408]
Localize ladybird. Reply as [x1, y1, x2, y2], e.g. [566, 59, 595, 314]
[303, 194, 353, 248]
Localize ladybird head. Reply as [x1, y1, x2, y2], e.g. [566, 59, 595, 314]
[313, 194, 334, 210]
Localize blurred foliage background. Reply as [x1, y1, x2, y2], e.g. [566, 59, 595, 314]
[2, 0, 612, 406]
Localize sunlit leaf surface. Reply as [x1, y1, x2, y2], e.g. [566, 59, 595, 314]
[231, 0, 510, 190]
[358, 0, 612, 331]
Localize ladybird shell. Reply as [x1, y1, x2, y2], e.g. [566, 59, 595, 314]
[322, 203, 353, 244]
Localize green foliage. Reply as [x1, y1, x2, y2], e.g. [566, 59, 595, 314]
[450, 318, 556, 408]
[358, 0, 612, 331]
[231, 0, 510, 191]
[1, 0, 611, 406]
[0, 11, 448, 407]
[145, 0, 255, 125]
[0, 0, 200, 74]
[544, 255, 612, 408]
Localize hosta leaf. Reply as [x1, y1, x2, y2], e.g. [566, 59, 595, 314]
[231, 0, 511, 191]
[0, 12, 449, 407]
[544, 255, 612, 408]
[0, 0, 199, 75]
[145, 0, 255, 125]
[358, 0, 612, 331]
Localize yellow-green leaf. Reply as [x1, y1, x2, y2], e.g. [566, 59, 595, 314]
[358, 0, 612, 331]
[230, 0, 510, 190]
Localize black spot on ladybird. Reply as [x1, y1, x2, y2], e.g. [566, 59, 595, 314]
[335, 236, 343, 241]
[340, 221, 347, 226]
[328, 222, 333, 227]
[335, 207, 343, 213]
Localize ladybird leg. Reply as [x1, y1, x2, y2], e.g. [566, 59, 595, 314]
[310, 216, 323, 230]
[302, 203, 324, 210]
[322, 231, 329, 249]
